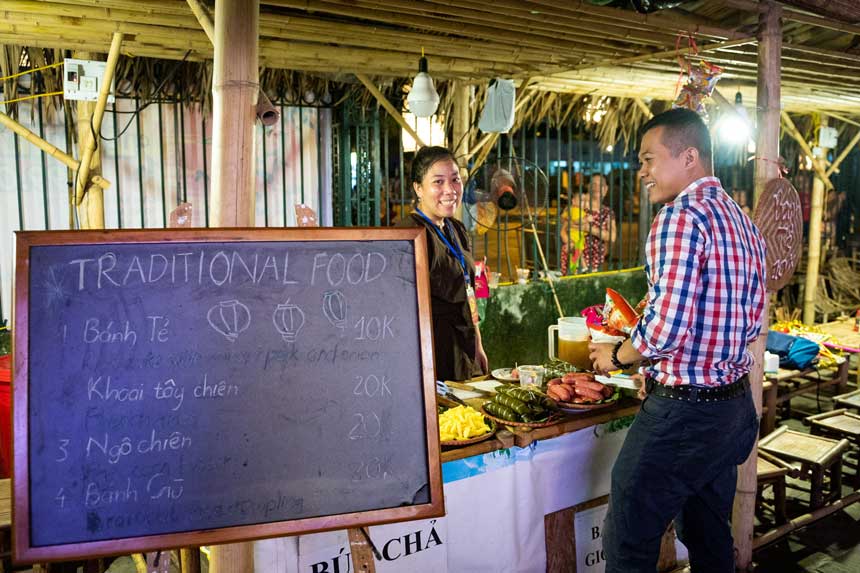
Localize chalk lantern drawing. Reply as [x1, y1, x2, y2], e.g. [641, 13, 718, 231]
[273, 299, 306, 342]
[322, 290, 347, 331]
[207, 299, 251, 342]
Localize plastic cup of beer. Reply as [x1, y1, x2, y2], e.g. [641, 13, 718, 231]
[518, 365, 544, 388]
[488, 271, 501, 288]
[548, 317, 592, 371]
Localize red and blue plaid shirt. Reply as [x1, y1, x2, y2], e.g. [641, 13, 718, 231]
[630, 177, 767, 387]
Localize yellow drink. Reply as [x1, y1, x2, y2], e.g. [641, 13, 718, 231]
[559, 338, 592, 371]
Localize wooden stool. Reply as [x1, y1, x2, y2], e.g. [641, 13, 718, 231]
[758, 426, 850, 509]
[761, 380, 777, 436]
[756, 450, 796, 525]
[805, 408, 860, 484]
[833, 388, 860, 412]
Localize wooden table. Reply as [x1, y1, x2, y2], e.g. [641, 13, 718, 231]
[818, 318, 860, 386]
[764, 361, 849, 432]
[441, 397, 640, 462]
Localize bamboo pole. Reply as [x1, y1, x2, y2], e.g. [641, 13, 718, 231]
[803, 114, 830, 324]
[451, 80, 470, 159]
[732, 4, 780, 571]
[633, 97, 653, 119]
[781, 111, 833, 191]
[208, 0, 259, 229]
[570, 36, 756, 73]
[74, 51, 103, 230]
[354, 73, 426, 149]
[0, 111, 110, 189]
[73, 32, 123, 209]
[821, 111, 860, 129]
[208, 5, 259, 572]
[185, 0, 214, 43]
[826, 128, 860, 178]
[452, 80, 470, 222]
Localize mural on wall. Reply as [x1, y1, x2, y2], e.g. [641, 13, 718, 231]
[0, 98, 332, 324]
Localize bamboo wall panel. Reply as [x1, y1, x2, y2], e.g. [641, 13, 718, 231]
[0, 98, 332, 324]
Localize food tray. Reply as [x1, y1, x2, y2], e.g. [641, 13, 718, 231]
[556, 397, 619, 413]
[440, 419, 497, 447]
[480, 406, 566, 428]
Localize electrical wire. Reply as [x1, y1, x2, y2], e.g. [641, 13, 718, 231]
[98, 50, 192, 142]
[0, 61, 64, 82]
[0, 90, 63, 106]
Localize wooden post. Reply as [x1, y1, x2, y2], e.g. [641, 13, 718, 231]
[74, 53, 98, 231]
[209, 0, 259, 228]
[732, 3, 780, 571]
[347, 527, 377, 573]
[208, 1, 258, 569]
[180, 548, 201, 573]
[451, 80, 470, 159]
[451, 80, 470, 221]
[73, 33, 124, 231]
[803, 115, 830, 324]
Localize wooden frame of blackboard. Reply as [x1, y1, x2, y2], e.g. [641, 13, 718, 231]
[12, 227, 444, 563]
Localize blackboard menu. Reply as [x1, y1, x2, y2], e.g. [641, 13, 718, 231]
[13, 228, 443, 562]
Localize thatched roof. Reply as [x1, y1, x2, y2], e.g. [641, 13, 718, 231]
[3, 0, 860, 113]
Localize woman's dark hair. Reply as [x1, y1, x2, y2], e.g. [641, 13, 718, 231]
[410, 146, 458, 185]
[641, 108, 713, 170]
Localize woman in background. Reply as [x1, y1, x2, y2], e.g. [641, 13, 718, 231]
[399, 146, 488, 381]
[560, 173, 617, 274]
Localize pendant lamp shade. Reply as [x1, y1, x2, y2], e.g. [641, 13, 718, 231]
[406, 56, 440, 118]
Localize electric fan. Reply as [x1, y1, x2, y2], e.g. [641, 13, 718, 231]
[463, 156, 563, 317]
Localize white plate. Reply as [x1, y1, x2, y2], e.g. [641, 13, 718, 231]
[492, 367, 518, 382]
[594, 374, 640, 390]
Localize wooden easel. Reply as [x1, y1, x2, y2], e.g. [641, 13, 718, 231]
[348, 528, 378, 573]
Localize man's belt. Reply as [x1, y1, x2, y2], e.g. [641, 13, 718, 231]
[645, 374, 749, 403]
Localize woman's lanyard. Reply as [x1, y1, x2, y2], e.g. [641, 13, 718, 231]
[414, 209, 470, 287]
[414, 209, 479, 324]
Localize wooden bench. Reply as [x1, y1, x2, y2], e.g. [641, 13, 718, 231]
[759, 426, 850, 510]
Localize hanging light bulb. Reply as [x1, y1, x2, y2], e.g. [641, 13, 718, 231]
[406, 48, 440, 118]
[718, 90, 751, 145]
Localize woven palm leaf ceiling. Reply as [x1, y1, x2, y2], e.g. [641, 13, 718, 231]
[4, 0, 860, 112]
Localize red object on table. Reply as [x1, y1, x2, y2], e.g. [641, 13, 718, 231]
[0, 354, 10, 477]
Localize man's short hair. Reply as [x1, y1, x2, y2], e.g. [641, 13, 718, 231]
[641, 108, 712, 169]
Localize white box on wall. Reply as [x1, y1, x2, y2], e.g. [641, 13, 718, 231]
[63, 58, 115, 103]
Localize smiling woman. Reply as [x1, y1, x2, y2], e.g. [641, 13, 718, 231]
[398, 146, 488, 381]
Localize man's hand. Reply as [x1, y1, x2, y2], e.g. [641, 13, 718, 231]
[588, 342, 616, 375]
[630, 373, 647, 400]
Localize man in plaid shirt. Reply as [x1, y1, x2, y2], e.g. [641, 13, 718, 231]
[590, 108, 766, 573]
